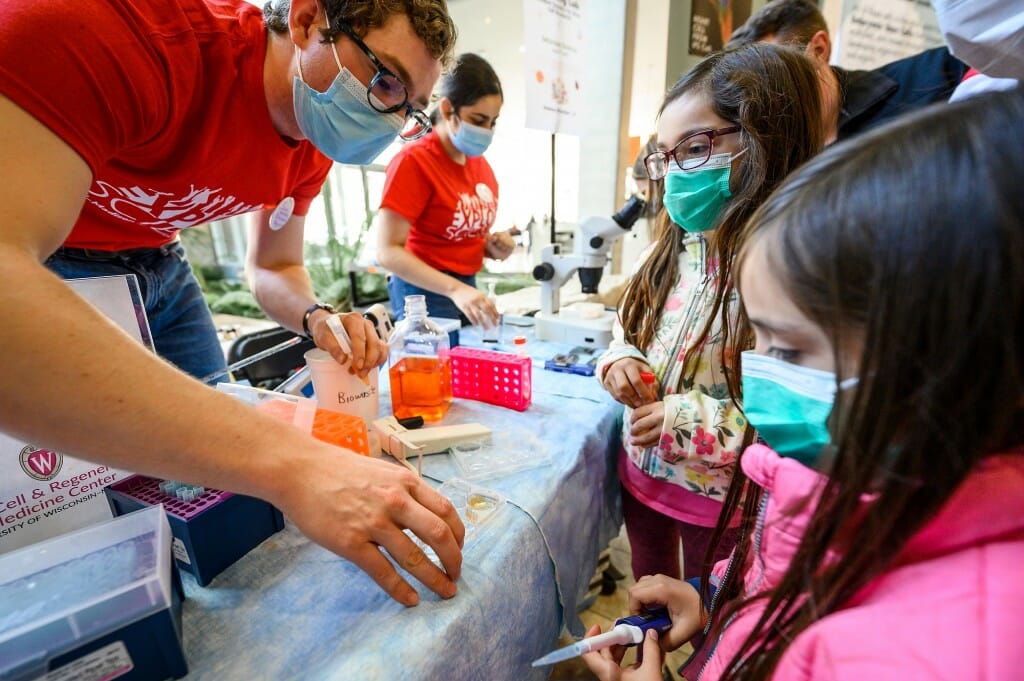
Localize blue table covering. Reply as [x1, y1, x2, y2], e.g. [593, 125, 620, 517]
[178, 328, 624, 680]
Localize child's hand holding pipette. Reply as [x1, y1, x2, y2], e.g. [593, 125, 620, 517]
[581, 626, 663, 681]
[627, 574, 706, 651]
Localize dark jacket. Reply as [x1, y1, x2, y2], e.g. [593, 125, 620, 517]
[836, 46, 968, 139]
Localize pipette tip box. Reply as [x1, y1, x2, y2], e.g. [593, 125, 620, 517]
[0, 505, 188, 681]
[105, 475, 285, 587]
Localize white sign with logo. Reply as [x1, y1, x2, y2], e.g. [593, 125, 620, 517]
[0, 275, 150, 554]
[522, 0, 587, 136]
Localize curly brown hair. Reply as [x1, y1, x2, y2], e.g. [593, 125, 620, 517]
[263, 0, 457, 64]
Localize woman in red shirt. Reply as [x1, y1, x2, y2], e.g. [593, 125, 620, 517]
[377, 53, 514, 326]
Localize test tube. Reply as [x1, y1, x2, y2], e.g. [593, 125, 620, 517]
[513, 335, 528, 358]
[159, 481, 182, 496]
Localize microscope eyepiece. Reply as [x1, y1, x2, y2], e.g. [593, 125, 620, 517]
[612, 194, 647, 230]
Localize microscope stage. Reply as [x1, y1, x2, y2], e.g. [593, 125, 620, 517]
[534, 310, 615, 349]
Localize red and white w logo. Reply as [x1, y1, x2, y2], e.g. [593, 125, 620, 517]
[19, 446, 63, 481]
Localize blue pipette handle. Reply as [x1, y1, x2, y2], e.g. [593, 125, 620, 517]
[613, 608, 672, 641]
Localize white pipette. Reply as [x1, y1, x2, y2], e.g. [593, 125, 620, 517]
[531, 608, 672, 667]
[530, 623, 643, 667]
[324, 314, 370, 386]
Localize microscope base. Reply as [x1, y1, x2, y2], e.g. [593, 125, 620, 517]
[534, 311, 614, 349]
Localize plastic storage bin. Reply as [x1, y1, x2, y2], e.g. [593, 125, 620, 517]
[450, 346, 532, 411]
[0, 505, 187, 681]
[105, 476, 284, 587]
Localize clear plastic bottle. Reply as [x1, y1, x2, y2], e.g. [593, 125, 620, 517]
[388, 295, 453, 422]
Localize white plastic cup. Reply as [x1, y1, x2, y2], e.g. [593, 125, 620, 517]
[304, 348, 380, 424]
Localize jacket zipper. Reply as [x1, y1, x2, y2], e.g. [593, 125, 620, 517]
[694, 491, 771, 681]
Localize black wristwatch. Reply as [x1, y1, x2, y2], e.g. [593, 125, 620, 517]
[302, 302, 334, 339]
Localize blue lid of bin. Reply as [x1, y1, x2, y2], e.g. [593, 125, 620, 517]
[0, 505, 174, 680]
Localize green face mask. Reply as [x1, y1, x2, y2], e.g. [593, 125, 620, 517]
[740, 351, 856, 468]
[663, 151, 740, 233]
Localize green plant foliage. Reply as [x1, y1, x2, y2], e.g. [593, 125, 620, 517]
[478, 269, 537, 296]
[208, 289, 265, 318]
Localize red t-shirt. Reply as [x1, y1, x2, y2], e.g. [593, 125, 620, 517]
[0, 0, 332, 250]
[380, 132, 499, 276]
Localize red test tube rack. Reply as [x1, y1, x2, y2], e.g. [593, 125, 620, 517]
[450, 346, 532, 411]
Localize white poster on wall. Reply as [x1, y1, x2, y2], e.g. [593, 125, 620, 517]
[834, 0, 945, 70]
[0, 275, 150, 554]
[522, 0, 587, 136]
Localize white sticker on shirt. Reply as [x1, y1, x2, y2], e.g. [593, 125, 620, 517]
[269, 196, 295, 231]
[475, 183, 494, 203]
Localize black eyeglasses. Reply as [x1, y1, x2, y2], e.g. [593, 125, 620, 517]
[335, 21, 430, 140]
[644, 126, 741, 180]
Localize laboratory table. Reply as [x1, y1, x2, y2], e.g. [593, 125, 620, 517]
[177, 329, 624, 680]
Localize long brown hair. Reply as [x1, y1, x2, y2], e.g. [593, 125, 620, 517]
[619, 43, 824, 402]
[717, 89, 1024, 679]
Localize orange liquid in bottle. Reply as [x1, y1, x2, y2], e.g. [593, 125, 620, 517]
[389, 355, 453, 422]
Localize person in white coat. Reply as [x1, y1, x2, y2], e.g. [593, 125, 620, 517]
[932, 0, 1022, 100]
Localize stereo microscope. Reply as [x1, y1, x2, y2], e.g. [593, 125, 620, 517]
[531, 195, 646, 348]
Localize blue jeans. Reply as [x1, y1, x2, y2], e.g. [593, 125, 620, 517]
[387, 272, 475, 325]
[46, 242, 227, 381]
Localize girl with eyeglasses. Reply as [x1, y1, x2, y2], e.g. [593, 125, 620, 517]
[585, 86, 1024, 681]
[594, 43, 825, 586]
[377, 53, 516, 328]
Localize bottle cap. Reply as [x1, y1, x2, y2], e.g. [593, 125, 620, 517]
[640, 371, 656, 384]
[513, 336, 527, 346]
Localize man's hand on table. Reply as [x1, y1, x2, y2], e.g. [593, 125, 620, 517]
[275, 447, 466, 606]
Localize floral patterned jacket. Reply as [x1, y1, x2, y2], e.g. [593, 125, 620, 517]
[596, 239, 747, 521]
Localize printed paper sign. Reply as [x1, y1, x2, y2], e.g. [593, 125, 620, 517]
[0, 276, 150, 554]
[834, 0, 944, 69]
[523, 0, 587, 136]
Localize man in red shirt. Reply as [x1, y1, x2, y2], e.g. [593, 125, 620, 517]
[0, 0, 464, 606]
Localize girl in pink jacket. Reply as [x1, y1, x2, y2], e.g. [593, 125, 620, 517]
[583, 88, 1024, 681]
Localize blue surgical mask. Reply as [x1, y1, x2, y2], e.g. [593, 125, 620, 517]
[663, 150, 743, 233]
[741, 351, 857, 468]
[449, 116, 493, 157]
[292, 43, 403, 164]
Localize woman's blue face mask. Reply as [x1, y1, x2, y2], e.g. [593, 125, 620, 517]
[448, 115, 494, 157]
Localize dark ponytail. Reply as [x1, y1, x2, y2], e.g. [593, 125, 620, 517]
[429, 53, 503, 125]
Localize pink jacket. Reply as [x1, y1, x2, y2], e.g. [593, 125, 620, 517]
[694, 444, 1024, 681]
